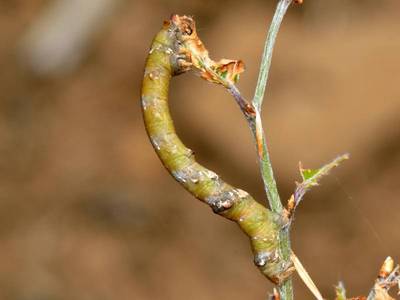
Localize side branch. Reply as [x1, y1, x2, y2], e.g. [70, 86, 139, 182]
[230, 85, 282, 213]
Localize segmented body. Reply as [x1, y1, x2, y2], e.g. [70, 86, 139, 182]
[141, 16, 293, 284]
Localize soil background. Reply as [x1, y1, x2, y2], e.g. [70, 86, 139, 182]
[0, 1, 399, 299]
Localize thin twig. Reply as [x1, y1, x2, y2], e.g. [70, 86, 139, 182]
[253, 0, 293, 112]
[251, 0, 294, 214]
[228, 85, 256, 119]
[228, 84, 282, 213]
[252, 1, 294, 299]
[252, 107, 282, 213]
[229, 2, 295, 297]
[229, 83, 292, 298]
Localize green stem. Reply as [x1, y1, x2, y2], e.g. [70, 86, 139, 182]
[253, 110, 282, 213]
[254, 107, 292, 300]
[278, 229, 293, 300]
[252, 1, 294, 299]
[253, 0, 293, 112]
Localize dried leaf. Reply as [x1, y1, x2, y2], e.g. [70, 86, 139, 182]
[171, 15, 245, 87]
[367, 257, 399, 300]
[291, 252, 324, 300]
[334, 258, 399, 300]
[379, 257, 395, 279]
[369, 285, 395, 300]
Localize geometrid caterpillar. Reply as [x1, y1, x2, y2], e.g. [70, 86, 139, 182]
[141, 15, 294, 284]
[140, 13, 400, 300]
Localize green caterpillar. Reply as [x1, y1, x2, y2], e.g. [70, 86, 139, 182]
[141, 15, 294, 284]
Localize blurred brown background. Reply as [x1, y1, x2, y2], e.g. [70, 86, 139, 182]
[0, 0, 399, 299]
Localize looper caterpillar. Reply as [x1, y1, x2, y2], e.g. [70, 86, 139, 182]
[141, 15, 294, 284]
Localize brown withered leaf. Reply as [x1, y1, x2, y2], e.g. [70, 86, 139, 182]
[379, 257, 395, 279]
[291, 252, 324, 300]
[334, 257, 399, 300]
[200, 59, 245, 85]
[170, 15, 245, 87]
[370, 285, 395, 300]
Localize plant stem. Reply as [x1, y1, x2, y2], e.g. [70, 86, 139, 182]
[229, 87, 292, 300]
[253, 0, 293, 112]
[252, 1, 294, 299]
[252, 109, 282, 213]
[278, 230, 293, 300]
[253, 105, 293, 300]
[228, 86, 281, 212]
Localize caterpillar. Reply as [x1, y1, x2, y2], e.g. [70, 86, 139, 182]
[141, 14, 294, 284]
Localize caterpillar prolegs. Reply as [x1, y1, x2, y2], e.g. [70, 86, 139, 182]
[141, 15, 294, 284]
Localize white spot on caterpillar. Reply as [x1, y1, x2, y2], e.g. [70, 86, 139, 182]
[149, 44, 173, 55]
[142, 97, 154, 111]
[141, 96, 162, 111]
[141, 99, 148, 111]
[254, 253, 268, 267]
[171, 164, 206, 186]
[185, 148, 194, 158]
[151, 138, 161, 151]
[172, 169, 187, 183]
[254, 251, 278, 267]
[236, 189, 249, 199]
[150, 135, 166, 151]
[205, 170, 218, 180]
[149, 71, 159, 80]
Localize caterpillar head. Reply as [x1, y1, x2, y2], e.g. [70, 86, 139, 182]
[169, 15, 202, 50]
[168, 14, 245, 87]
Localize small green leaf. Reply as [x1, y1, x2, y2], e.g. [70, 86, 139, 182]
[298, 153, 349, 190]
[300, 168, 320, 182]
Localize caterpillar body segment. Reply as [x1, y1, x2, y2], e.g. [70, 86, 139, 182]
[141, 15, 294, 284]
